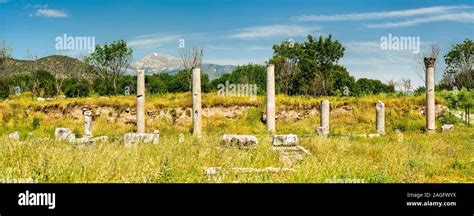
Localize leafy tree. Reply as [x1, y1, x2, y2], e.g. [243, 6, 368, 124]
[444, 89, 474, 126]
[301, 35, 345, 95]
[168, 70, 191, 92]
[354, 78, 393, 96]
[167, 70, 211, 93]
[92, 79, 110, 96]
[270, 35, 345, 96]
[457, 89, 473, 126]
[329, 65, 356, 96]
[9, 74, 32, 93]
[31, 70, 56, 97]
[118, 75, 137, 95]
[85, 40, 133, 95]
[0, 78, 9, 99]
[440, 38, 474, 89]
[211, 64, 266, 94]
[147, 74, 171, 95]
[62, 78, 91, 97]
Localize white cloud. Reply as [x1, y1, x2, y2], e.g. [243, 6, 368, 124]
[128, 34, 182, 47]
[229, 24, 320, 39]
[35, 9, 68, 18]
[364, 12, 474, 28]
[292, 5, 472, 21]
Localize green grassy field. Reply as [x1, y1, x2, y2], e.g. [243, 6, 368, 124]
[0, 93, 472, 183]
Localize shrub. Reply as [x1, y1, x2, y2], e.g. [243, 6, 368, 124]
[31, 117, 41, 130]
[62, 78, 91, 97]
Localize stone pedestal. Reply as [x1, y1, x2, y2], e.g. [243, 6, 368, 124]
[266, 64, 276, 132]
[221, 134, 258, 148]
[441, 124, 454, 133]
[272, 134, 298, 146]
[124, 130, 160, 147]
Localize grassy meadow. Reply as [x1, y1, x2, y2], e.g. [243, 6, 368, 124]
[0, 93, 472, 183]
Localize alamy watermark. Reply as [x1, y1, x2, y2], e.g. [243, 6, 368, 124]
[55, 33, 95, 52]
[380, 33, 420, 54]
[18, 190, 55, 210]
[217, 81, 257, 101]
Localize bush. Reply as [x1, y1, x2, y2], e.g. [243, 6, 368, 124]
[62, 78, 91, 97]
[31, 70, 56, 97]
[31, 117, 41, 130]
[439, 111, 460, 125]
[0, 76, 9, 99]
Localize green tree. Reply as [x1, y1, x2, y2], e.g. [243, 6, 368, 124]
[147, 74, 171, 94]
[85, 40, 133, 95]
[31, 70, 56, 97]
[167, 70, 211, 93]
[329, 65, 356, 96]
[211, 64, 266, 94]
[62, 78, 91, 97]
[301, 35, 345, 95]
[270, 35, 345, 96]
[441, 38, 474, 89]
[354, 78, 392, 96]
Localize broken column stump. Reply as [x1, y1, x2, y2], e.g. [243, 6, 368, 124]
[221, 134, 258, 148]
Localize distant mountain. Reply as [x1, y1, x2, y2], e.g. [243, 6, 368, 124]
[131, 52, 236, 80]
[2, 55, 87, 78]
[2, 53, 236, 81]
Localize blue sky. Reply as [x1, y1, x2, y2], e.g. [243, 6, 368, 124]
[1, 0, 473, 87]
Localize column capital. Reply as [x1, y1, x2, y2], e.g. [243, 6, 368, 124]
[423, 57, 436, 68]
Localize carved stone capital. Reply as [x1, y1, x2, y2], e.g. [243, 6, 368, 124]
[423, 57, 436, 68]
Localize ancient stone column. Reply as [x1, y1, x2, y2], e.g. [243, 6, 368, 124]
[320, 100, 330, 134]
[136, 69, 145, 133]
[424, 57, 436, 133]
[266, 64, 276, 132]
[192, 67, 202, 136]
[375, 101, 385, 134]
[84, 110, 93, 138]
[124, 86, 130, 96]
[14, 85, 21, 95]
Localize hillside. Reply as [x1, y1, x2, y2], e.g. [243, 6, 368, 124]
[2, 53, 236, 81]
[2, 55, 88, 78]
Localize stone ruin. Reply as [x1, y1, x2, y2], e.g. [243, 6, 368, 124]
[221, 134, 258, 148]
[123, 69, 160, 147]
[272, 134, 311, 166]
[124, 86, 130, 96]
[53, 108, 109, 145]
[14, 85, 21, 96]
[316, 99, 330, 138]
[442, 124, 454, 133]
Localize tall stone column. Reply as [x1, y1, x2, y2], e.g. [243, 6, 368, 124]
[192, 67, 202, 136]
[424, 57, 436, 133]
[320, 100, 330, 134]
[266, 64, 276, 132]
[84, 110, 93, 138]
[136, 69, 145, 133]
[376, 101, 385, 134]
